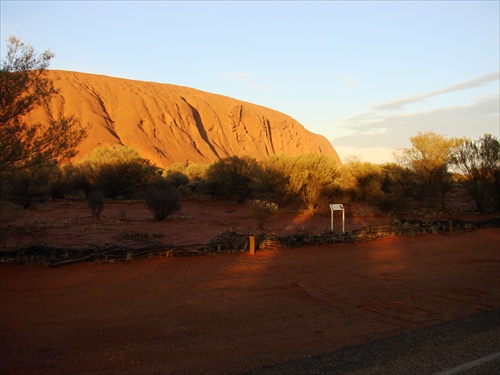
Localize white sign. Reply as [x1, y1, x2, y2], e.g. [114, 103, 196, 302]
[329, 203, 345, 233]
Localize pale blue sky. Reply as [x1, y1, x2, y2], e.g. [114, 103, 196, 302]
[2, 0, 499, 163]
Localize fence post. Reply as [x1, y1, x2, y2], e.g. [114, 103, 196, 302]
[249, 236, 255, 255]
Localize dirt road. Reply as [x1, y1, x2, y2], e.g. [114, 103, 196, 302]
[1, 228, 499, 374]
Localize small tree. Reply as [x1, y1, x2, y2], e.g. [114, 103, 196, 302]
[86, 190, 104, 219]
[2, 162, 55, 208]
[167, 162, 209, 181]
[75, 145, 161, 199]
[165, 170, 190, 188]
[451, 134, 500, 212]
[395, 131, 458, 209]
[0, 37, 87, 171]
[204, 156, 262, 203]
[379, 163, 417, 213]
[252, 162, 291, 205]
[341, 157, 384, 204]
[285, 153, 340, 211]
[248, 199, 278, 229]
[145, 182, 181, 220]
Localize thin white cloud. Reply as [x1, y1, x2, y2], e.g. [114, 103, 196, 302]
[361, 127, 388, 136]
[374, 72, 500, 110]
[340, 74, 360, 89]
[332, 95, 500, 163]
[226, 72, 270, 92]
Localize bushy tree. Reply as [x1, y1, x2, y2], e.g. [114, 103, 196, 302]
[48, 163, 83, 199]
[395, 131, 459, 209]
[451, 134, 500, 212]
[256, 158, 293, 205]
[0, 37, 87, 171]
[86, 190, 104, 219]
[379, 163, 417, 212]
[278, 153, 340, 211]
[145, 181, 181, 220]
[204, 156, 262, 203]
[166, 162, 210, 195]
[74, 145, 161, 199]
[341, 157, 385, 204]
[165, 170, 190, 188]
[1, 160, 57, 208]
[167, 162, 209, 181]
[248, 199, 278, 229]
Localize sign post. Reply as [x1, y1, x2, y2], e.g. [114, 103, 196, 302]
[330, 204, 345, 233]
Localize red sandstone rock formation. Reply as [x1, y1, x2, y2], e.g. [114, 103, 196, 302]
[27, 70, 340, 168]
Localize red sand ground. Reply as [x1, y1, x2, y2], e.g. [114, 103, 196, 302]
[1, 200, 499, 374]
[0, 200, 396, 250]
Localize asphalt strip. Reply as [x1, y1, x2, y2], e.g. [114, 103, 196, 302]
[242, 309, 500, 375]
[435, 351, 500, 375]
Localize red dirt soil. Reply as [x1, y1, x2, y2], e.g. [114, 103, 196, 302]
[1, 200, 499, 374]
[1, 200, 390, 250]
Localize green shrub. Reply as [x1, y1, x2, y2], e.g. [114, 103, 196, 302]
[204, 156, 262, 203]
[145, 182, 181, 220]
[340, 157, 385, 204]
[2, 164, 54, 208]
[74, 145, 161, 199]
[165, 170, 190, 188]
[48, 163, 84, 199]
[248, 199, 278, 229]
[267, 154, 340, 211]
[86, 190, 104, 219]
[379, 163, 418, 213]
[451, 134, 500, 213]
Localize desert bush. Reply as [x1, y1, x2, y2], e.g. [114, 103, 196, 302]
[395, 131, 459, 209]
[86, 190, 104, 219]
[164, 163, 208, 197]
[1, 163, 55, 208]
[185, 180, 202, 195]
[281, 154, 341, 211]
[451, 133, 500, 213]
[61, 163, 93, 196]
[167, 162, 209, 181]
[185, 163, 210, 180]
[48, 163, 85, 199]
[204, 156, 262, 203]
[340, 157, 385, 204]
[250, 163, 291, 205]
[249, 199, 278, 229]
[74, 145, 161, 199]
[165, 170, 190, 187]
[145, 182, 181, 220]
[197, 178, 224, 200]
[378, 163, 417, 213]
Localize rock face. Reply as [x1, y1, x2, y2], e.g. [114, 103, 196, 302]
[28, 71, 340, 168]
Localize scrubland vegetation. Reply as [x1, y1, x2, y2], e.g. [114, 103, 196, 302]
[1, 134, 499, 221]
[1, 37, 499, 221]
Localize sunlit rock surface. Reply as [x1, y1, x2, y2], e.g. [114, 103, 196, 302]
[27, 70, 341, 168]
